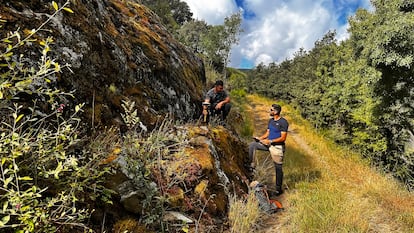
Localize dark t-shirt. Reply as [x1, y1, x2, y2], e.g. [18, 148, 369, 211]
[205, 88, 229, 105]
[267, 117, 289, 145]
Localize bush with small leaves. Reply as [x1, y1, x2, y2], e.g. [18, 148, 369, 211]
[0, 2, 113, 232]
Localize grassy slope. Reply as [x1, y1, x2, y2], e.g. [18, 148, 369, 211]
[243, 94, 414, 233]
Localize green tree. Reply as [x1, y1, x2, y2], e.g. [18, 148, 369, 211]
[141, 0, 193, 31]
[221, 12, 243, 73]
[349, 0, 414, 185]
[176, 19, 209, 53]
[169, 0, 193, 25]
[179, 12, 242, 74]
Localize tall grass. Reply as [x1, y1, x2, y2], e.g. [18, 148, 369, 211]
[283, 101, 414, 232]
[239, 94, 414, 233]
[228, 192, 260, 233]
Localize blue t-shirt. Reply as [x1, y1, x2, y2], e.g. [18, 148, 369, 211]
[268, 117, 289, 145]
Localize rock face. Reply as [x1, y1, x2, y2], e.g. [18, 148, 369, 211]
[0, 1, 251, 232]
[0, 0, 205, 127]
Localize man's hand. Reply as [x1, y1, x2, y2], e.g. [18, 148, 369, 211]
[260, 139, 271, 146]
[215, 102, 223, 110]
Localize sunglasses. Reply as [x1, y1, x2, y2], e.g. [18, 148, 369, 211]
[270, 109, 275, 111]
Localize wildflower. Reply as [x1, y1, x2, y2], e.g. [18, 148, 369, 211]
[57, 103, 65, 113]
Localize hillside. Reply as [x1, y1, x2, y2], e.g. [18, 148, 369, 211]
[243, 95, 414, 233]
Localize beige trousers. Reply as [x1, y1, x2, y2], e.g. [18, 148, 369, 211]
[269, 145, 284, 164]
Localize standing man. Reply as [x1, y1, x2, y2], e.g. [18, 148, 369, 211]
[202, 80, 232, 121]
[248, 104, 289, 196]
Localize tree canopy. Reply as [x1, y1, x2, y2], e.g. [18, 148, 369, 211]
[246, 0, 414, 189]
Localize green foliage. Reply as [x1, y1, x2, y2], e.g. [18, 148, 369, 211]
[120, 100, 189, 229]
[0, 31, 69, 103]
[247, 4, 414, 189]
[227, 67, 248, 92]
[204, 60, 222, 86]
[204, 12, 243, 72]
[0, 103, 111, 232]
[177, 13, 242, 73]
[0, 2, 113, 232]
[141, 0, 193, 32]
[176, 20, 209, 54]
[348, 0, 414, 187]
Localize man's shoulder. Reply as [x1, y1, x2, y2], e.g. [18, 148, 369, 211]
[280, 117, 289, 130]
[206, 88, 215, 95]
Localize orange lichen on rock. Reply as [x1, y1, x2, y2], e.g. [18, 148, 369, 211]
[167, 186, 185, 207]
[185, 147, 214, 172]
[100, 146, 122, 165]
[195, 180, 209, 199]
[112, 218, 154, 233]
[110, 0, 135, 17]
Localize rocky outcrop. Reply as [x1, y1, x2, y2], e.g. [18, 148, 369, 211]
[0, 0, 205, 128]
[0, 1, 251, 232]
[105, 125, 251, 232]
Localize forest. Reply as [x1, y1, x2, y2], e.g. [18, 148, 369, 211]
[245, 0, 414, 190]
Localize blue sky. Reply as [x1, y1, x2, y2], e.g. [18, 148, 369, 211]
[182, 0, 372, 69]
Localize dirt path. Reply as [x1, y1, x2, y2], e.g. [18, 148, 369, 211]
[246, 96, 414, 233]
[246, 96, 317, 233]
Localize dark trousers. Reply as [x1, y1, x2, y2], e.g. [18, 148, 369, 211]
[210, 103, 232, 120]
[248, 141, 284, 191]
[274, 163, 283, 192]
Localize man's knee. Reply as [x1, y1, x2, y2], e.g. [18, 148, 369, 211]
[248, 143, 256, 152]
[224, 103, 231, 113]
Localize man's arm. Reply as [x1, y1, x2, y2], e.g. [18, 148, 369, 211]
[271, 131, 287, 143]
[223, 96, 230, 104]
[260, 131, 287, 145]
[203, 89, 213, 112]
[215, 96, 230, 110]
[254, 129, 269, 141]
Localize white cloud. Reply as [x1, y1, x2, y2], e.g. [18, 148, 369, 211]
[235, 0, 336, 66]
[255, 54, 273, 65]
[182, 0, 239, 25]
[182, 0, 372, 68]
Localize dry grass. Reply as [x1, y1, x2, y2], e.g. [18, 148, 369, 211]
[228, 192, 260, 233]
[243, 94, 414, 233]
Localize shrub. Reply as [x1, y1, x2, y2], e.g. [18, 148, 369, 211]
[0, 2, 112, 232]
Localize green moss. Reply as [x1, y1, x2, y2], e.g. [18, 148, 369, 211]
[113, 218, 153, 233]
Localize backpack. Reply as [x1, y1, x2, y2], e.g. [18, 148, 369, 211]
[251, 181, 283, 214]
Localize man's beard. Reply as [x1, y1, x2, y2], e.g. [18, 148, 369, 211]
[269, 112, 275, 117]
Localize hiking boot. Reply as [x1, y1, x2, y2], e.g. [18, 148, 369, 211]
[275, 186, 284, 196]
[274, 189, 284, 196]
[268, 189, 283, 198]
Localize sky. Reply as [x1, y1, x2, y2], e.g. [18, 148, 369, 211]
[181, 0, 372, 69]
